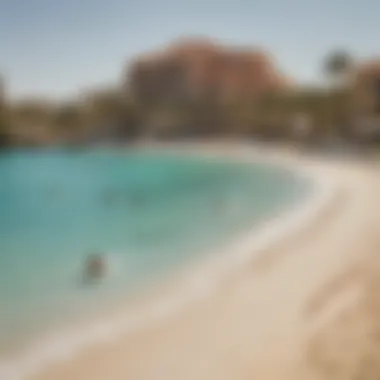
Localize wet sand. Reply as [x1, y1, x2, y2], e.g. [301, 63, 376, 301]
[31, 144, 380, 380]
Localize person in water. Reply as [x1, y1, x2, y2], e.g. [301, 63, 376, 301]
[84, 253, 106, 279]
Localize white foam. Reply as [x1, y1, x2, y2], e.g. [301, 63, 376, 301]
[0, 150, 337, 380]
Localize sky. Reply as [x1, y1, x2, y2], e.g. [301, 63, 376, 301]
[1, 0, 380, 100]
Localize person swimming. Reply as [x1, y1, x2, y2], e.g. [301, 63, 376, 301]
[84, 253, 106, 280]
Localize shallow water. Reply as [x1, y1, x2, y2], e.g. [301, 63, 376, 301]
[0, 149, 310, 355]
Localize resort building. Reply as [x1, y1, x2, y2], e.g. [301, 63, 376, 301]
[126, 38, 290, 106]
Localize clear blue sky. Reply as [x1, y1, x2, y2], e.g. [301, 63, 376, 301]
[1, 0, 379, 100]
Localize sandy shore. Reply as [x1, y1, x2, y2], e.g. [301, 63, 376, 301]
[30, 144, 380, 380]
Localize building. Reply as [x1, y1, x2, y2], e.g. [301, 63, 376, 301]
[348, 59, 380, 142]
[126, 38, 290, 106]
[351, 59, 380, 115]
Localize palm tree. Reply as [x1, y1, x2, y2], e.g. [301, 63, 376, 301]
[323, 50, 354, 89]
[322, 50, 355, 137]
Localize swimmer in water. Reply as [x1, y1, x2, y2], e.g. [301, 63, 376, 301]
[84, 253, 106, 280]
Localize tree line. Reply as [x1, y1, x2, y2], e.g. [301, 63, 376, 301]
[0, 49, 372, 147]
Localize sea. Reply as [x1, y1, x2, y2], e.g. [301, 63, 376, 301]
[0, 148, 311, 379]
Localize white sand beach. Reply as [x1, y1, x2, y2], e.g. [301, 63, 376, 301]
[28, 143, 380, 380]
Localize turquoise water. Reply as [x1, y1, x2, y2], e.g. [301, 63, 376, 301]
[0, 149, 310, 355]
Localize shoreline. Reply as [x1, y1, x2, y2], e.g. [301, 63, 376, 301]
[1, 144, 341, 380]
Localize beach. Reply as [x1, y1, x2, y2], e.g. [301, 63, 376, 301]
[26, 144, 380, 380]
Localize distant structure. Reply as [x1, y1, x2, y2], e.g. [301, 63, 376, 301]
[352, 59, 380, 116]
[350, 59, 380, 141]
[126, 38, 291, 106]
[293, 112, 313, 140]
[80, 123, 132, 145]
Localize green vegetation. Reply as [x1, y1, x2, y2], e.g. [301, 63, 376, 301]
[0, 88, 354, 146]
[323, 50, 354, 87]
[0, 49, 378, 147]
